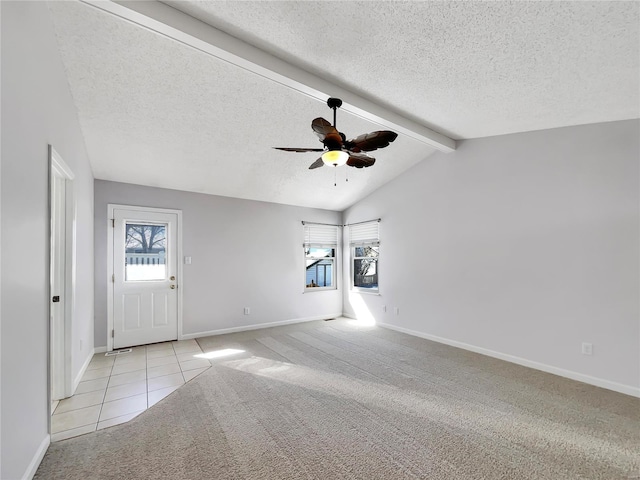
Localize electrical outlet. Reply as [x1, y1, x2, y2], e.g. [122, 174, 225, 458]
[581, 342, 593, 355]
[184, 256, 192, 265]
[244, 307, 250, 315]
[394, 307, 399, 316]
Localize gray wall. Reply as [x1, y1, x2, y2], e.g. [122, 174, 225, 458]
[343, 120, 639, 393]
[94, 181, 342, 347]
[1, 2, 95, 479]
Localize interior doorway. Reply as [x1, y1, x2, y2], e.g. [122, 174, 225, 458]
[49, 146, 75, 404]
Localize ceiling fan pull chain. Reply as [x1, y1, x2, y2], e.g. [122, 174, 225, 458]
[334, 166, 337, 186]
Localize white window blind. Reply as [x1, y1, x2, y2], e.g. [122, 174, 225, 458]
[349, 221, 379, 245]
[303, 223, 339, 247]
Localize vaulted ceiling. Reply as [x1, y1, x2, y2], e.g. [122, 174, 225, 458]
[48, 1, 639, 211]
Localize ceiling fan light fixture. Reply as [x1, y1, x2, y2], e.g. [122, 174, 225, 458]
[322, 150, 349, 167]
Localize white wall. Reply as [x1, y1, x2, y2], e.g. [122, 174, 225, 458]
[1, 2, 95, 478]
[343, 120, 639, 395]
[94, 181, 342, 347]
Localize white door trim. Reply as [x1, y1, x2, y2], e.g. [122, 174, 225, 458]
[107, 204, 183, 351]
[49, 145, 75, 402]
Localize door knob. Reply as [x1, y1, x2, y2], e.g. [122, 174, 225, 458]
[170, 276, 175, 281]
[170, 285, 176, 289]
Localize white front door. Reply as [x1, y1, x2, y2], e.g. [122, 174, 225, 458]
[112, 207, 179, 349]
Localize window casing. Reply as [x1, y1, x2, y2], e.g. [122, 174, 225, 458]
[304, 224, 338, 291]
[350, 221, 380, 293]
[305, 247, 335, 289]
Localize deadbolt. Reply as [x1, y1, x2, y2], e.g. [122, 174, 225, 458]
[170, 276, 175, 281]
[170, 285, 176, 289]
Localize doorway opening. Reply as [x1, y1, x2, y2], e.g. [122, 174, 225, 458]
[49, 146, 76, 408]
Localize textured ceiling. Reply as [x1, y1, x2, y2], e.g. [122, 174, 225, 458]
[48, 0, 639, 211]
[166, 0, 639, 139]
[48, 1, 436, 211]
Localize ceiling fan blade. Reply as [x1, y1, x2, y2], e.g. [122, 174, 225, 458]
[346, 152, 376, 168]
[345, 130, 398, 152]
[309, 157, 324, 169]
[311, 118, 338, 140]
[311, 117, 344, 152]
[273, 147, 324, 152]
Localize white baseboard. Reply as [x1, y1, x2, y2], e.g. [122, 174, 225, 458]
[21, 435, 50, 480]
[341, 312, 357, 320]
[378, 322, 640, 398]
[72, 347, 104, 393]
[180, 314, 342, 340]
[72, 350, 93, 393]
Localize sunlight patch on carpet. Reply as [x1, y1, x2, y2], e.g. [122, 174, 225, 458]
[195, 348, 245, 359]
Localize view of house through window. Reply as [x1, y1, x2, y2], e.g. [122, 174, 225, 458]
[306, 247, 335, 287]
[303, 223, 339, 290]
[125, 223, 167, 281]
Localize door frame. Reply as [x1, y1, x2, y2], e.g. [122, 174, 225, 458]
[107, 204, 183, 351]
[49, 145, 75, 401]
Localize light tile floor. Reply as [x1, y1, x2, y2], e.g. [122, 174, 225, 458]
[51, 339, 211, 442]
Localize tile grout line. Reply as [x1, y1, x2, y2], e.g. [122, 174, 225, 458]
[145, 346, 150, 410]
[172, 342, 186, 383]
[94, 350, 117, 431]
[100, 345, 149, 428]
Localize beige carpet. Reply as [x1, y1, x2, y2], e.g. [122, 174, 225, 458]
[36, 319, 640, 479]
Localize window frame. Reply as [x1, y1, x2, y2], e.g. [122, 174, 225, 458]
[351, 243, 379, 293]
[304, 246, 336, 291]
[349, 221, 380, 294]
[124, 221, 168, 282]
[303, 223, 339, 293]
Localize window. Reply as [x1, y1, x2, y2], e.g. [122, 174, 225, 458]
[350, 221, 380, 292]
[124, 223, 167, 281]
[304, 223, 339, 291]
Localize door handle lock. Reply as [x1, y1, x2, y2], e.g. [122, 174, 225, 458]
[170, 285, 176, 289]
[170, 276, 175, 281]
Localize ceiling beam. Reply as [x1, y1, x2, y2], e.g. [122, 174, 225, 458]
[82, 0, 456, 152]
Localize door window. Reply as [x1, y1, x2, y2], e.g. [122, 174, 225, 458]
[124, 223, 167, 281]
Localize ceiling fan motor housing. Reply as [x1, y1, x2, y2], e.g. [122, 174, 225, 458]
[323, 133, 343, 152]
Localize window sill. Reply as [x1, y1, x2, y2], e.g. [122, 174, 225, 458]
[303, 287, 338, 293]
[350, 289, 380, 296]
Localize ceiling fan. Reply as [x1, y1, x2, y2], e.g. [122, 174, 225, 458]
[273, 98, 398, 169]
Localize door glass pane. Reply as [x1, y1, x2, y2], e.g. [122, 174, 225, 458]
[125, 223, 167, 281]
